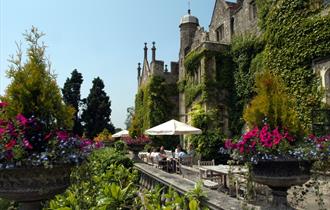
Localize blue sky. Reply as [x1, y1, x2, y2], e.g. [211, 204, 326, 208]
[0, 0, 234, 129]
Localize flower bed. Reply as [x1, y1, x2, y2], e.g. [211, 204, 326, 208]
[0, 102, 102, 168]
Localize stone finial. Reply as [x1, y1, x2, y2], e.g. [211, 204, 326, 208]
[137, 62, 141, 78]
[152, 41, 156, 62]
[165, 64, 168, 73]
[144, 43, 148, 60]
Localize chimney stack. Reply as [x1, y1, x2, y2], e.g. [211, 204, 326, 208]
[151, 41, 156, 62]
[144, 43, 148, 60]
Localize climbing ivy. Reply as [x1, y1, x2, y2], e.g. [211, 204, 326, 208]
[259, 0, 330, 131]
[130, 76, 178, 146]
[231, 34, 264, 106]
[182, 48, 243, 136]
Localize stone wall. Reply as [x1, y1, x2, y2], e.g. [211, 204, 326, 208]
[313, 57, 330, 105]
[232, 0, 259, 37]
[209, 0, 232, 44]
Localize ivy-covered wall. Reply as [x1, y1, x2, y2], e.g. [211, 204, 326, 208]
[180, 47, 242, 135]
[256, 0, 330, 131]
[130, 76, 179, 147]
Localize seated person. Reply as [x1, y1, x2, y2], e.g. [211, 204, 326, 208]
[175, 144, 186, 158]
[150, 148, 161, 163]
[187, 144, 195, 157]
[159, 146, 167, 159]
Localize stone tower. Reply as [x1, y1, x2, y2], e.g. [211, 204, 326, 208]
[178, 10, 199, 122]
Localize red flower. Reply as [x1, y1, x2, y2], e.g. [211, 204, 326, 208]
[5, 140, 16, 150]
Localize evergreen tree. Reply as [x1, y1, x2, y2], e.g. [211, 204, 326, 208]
[81, 77, 114, 138]
[62, 69, 84, 135]
[3, 27, 74, 129]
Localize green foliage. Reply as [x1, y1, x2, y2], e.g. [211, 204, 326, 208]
[3, 27, 74, 129]
[231, 34, 264, 105]
[81, 77, 115, 138]
[189, 104, 213, 131]
[62, 69, 84, 135]
[142, 183, 209, 210]
[114, 140, 126, 152]
[183, 48, 243, 134]
[189, 129, 229, 164]
[46, 147, 209, 209]
[130, 76, 178, 147]
[184, 49, 204, 75]
[243, 70, 302, 134]
[259, 0, 330, 131]
[0, 198, 15, 209]
[46, 148, 136, 209]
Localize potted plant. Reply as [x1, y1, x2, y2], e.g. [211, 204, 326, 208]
[122, 135, 150, 161]
[225, 70, 330, 209]
[0, 102, 102, 210]
[0, 27, 104, 210]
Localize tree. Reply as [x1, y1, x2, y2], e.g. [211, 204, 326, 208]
[62, 69, 84, 135]
[3, 27, 74, 129]
[81, 77, 114, 138]
[124, 106, 134, 129]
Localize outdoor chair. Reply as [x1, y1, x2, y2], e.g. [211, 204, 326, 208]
[198, 159, 215, 178]
[175, 156, 193, 174]
[180, 156, 193, 167]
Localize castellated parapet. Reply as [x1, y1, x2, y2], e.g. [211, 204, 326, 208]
[137, 42, 178, 88]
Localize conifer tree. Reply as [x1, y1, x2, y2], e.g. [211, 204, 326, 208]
[62, 69, 84, 135]
[81, 77, 114, 138]
[3, 27, 74, 129]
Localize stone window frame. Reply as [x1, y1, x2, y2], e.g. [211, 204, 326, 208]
[325, 69, 330, 100]
[249, 1, 257, 20]
[216, 24, 224, 41]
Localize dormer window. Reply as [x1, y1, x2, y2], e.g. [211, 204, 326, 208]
[249, 1, 257, 20]
[216, 24, 224, 41]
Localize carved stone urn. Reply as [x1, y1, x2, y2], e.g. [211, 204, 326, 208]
[0, 165, 72, 210]
[127, 144, 145, 162]
[251, 159, 312, 210]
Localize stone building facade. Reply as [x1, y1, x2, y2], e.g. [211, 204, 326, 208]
[177, 0, 259, 135]
[137, 42, 179, 88]
[136, 0, 330, 136]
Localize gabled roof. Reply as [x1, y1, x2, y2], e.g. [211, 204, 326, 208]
[209, 0, 241, 27]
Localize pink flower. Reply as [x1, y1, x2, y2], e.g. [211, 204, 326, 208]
[23, 139, 33, 149]
[56, 131, 69, 141]
[0, 127, 5, 135]
[0, 102, 8, 108]
[16, 114, 28, 126]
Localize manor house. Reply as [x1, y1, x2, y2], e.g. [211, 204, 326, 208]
[136, 0, 330, 135]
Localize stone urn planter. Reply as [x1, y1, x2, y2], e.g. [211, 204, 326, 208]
[0, 165, 72, 210]
[127, 144, 145, 162]
[251, 159, 312, 210]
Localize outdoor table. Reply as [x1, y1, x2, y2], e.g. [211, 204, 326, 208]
[199, 165, 247, 188]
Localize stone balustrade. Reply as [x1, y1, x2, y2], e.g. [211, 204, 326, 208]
[134, 162, 245, 210]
